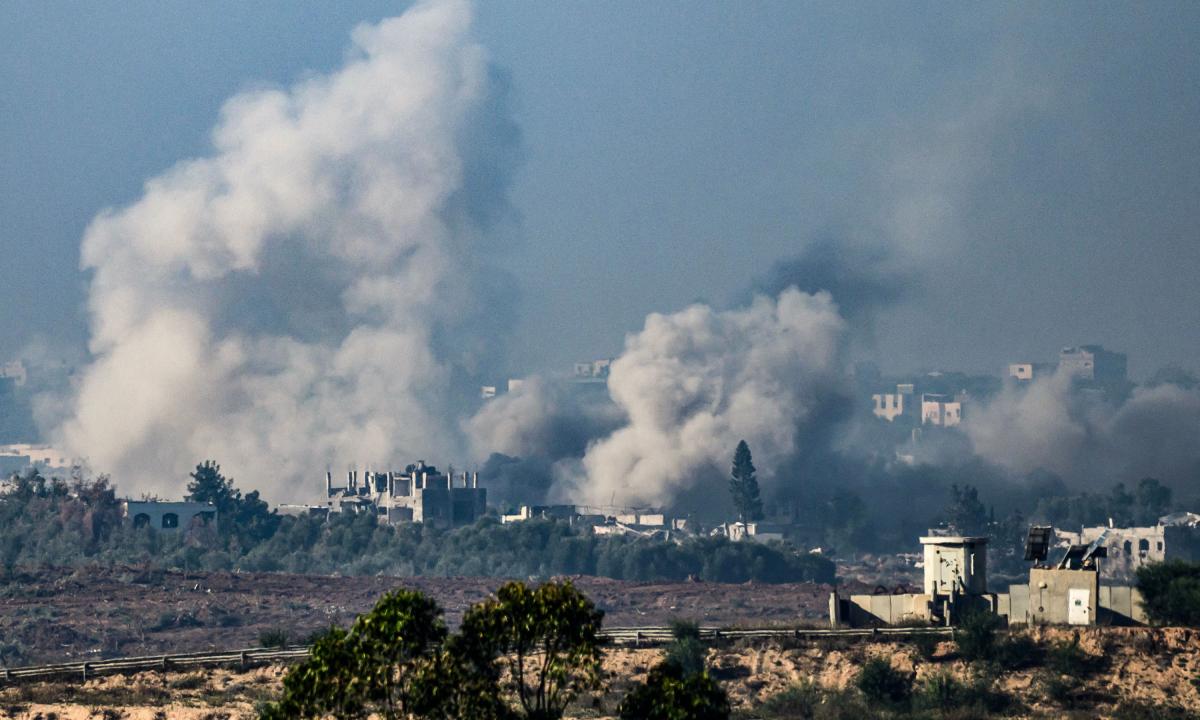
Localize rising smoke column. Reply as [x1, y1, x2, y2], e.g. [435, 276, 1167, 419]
[569, 288, 845, 508]
[965, 371, 1200, 492]
[60, 0, 517, 499]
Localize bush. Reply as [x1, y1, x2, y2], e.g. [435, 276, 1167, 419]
[618, 662, 729, 720]
[1136, 560, 1200, 626]
[913, 671, 1010, 715]
[257, 628, 289, 649]
[1046, 636, 1102, 677]
[663, 619, 706, 677]
[953, 609, 1001, 663]
[855, 657, 911, 710]
[756, 680, 822, 718]
[910, 632, 940, 661]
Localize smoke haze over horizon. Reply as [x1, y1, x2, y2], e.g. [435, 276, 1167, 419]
[0, 1, 1198, 507]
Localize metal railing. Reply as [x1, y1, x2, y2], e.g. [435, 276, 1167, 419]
[0, 625, 951, 686]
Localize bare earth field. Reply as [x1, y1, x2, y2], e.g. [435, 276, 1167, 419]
[1, 627, 1198, 719]
[0, 567, 843, 664]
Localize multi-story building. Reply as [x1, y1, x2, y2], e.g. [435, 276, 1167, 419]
[325, 461, 487, 528]
[920, 393, 963, 427]
[1059, 345, 1127, 384]
[872, 383, 916, 422]
[1055, 514, 1200, 582]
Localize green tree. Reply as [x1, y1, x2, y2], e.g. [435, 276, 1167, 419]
[186, 460, 241, 516]
[458, 580, 604, 720]
[1135, 478, 1172, 525]
[1136, 560, 1200, 626]
[260, 589, 449, 719]
[945, 484, 988, 535]
[617, 662, 730, 720]
[186, 460, 279, 542]
[728, 440, 763, 523]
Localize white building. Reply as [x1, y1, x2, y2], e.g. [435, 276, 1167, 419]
[920, 394, 962, 427]
[123, 500, 217, 532]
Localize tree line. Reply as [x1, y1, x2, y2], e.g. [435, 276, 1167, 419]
[0, 463, 834, 585]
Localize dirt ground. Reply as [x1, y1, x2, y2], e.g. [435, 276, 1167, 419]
[1, 627, 1198, 719]
[0, 567, 844, 665]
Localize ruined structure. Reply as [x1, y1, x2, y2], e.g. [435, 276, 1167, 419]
[1055, 515, 1200, 582]
[325, 462, 486, 528]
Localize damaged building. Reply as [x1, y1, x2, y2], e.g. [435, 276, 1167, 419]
[1055, 513, 1200, 582]
[325, 461, 487, 528]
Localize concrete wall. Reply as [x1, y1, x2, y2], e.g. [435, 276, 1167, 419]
[845, 593, 934, 626]
[1027, 567, 1099, 625]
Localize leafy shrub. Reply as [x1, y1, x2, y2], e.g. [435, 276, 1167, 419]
[1046, 636, 1102, 677]
[663, 619, 706, 677]
[910, 632, 940, 661]
[913, 671, 1010, 715]
[991, 631, 1042, 671]
[954, 609, 1005, 663]
[757, 680, 822, 718]
[1136, 560, 1200, 626]
[257, 628, 289, 649]
[618, 662, 730, 720]
[855, 657, 911, 710]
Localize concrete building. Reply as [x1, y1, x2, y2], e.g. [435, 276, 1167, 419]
[921, 535, 988, 596]
[325, 462, 487, 528]
[1059, 345, 1127, 385]
[920, 393, 962, 427]
[573, 359, 613, 381]
[123, 500, 217, 531]
[0, 443, 76, 477]
[872, 383, 916, 422]
[1055, 517, 1200, 582]
[832, 528, 1147, 628]
[1007, 362, 1053, 382]
[713, 521, 786, 543]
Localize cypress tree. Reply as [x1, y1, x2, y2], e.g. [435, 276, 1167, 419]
[729, 440, 763, 524]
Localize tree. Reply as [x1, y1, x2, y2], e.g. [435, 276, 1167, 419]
[1135, 478, 1172, 525]
[186, 460, 240, 516]
[457, 580, 604, 720]
[186, 460, 279, 542]
[260, 589, 449, 719]
[1136, 560, 1200, 626]
[945, 484, 988, 536]
[728, 440, 763, 524]
[617, 662, 730, 720]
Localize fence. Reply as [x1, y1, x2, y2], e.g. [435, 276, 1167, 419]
[0, 625, 953, 686]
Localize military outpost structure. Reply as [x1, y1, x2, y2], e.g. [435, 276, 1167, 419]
[831, 526, 1148, 627]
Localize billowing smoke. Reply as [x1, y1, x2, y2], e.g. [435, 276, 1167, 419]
[966, 371, 1200, 492]
[567, 288, 846, 509]
[751, 237, 909, 328]
[464, 377, 623, 505]
[58, 0, 519, 500]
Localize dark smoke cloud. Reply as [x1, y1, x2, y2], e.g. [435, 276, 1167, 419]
[750, 236, 911, 326]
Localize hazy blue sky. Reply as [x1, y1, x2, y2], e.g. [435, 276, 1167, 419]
[1, 1, 1198, 379]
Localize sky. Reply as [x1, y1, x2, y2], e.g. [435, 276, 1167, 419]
[1, 1, 1198, 381]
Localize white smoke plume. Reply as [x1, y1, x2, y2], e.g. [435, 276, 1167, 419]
[567, 288, 846, 508]
[965, 371, 1200, 490]
[58, 0, 516, 500]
